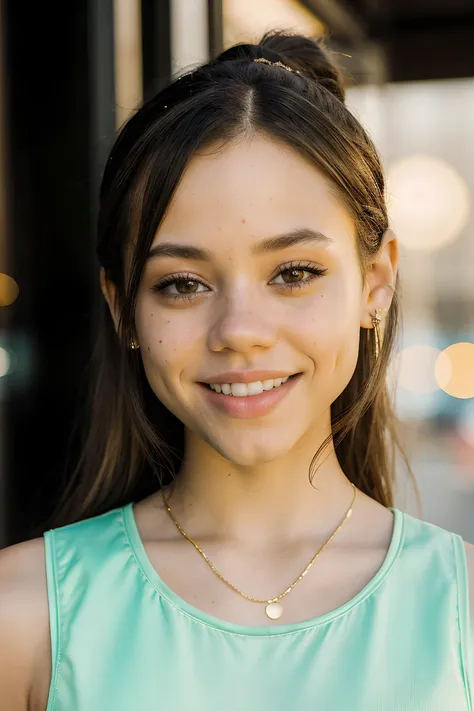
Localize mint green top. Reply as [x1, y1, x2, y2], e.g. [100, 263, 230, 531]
[43, 503, 473, 710]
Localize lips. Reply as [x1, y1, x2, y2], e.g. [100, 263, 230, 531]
[198, 372, 302, 419]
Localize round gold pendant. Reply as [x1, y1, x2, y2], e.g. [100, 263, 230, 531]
[265, 602, 283, 620]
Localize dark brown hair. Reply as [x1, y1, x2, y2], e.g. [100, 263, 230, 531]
[41, 30, 422, 531]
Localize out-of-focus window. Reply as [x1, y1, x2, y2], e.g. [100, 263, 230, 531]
[114, 0, 143, 130]
[348, 80, 474, 537]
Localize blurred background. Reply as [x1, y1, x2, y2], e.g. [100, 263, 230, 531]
[0, 0, 473, 547]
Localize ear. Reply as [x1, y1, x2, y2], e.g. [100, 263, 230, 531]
[99, 267, 121, 335]
[360, 228, 399, 329]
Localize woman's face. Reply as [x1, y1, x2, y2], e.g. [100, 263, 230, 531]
[130, 135, 372, 465]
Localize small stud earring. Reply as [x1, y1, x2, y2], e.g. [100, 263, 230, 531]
[130, 340, 140, 350]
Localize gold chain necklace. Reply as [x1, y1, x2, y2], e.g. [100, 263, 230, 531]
[161, 482, 357, 621]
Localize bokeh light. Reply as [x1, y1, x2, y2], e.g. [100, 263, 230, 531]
[435, 342, 474, 399]
[0, 273, 19, 306]
[386, 155, 470, 252]
[394, 345, 442, 394]
[0, 347, 11, 377]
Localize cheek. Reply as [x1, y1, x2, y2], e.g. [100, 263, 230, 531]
[136, 305, 204, 381]
[287, 282, 356, 340]
[289, 285, 362, 371]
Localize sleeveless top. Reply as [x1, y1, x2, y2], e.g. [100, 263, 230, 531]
[42, 502, 474, 710]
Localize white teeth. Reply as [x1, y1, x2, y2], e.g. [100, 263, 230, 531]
[231, 381, 262, 396]
[209, 376, 291, 396]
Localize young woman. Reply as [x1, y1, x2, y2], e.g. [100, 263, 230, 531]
[1, 30, 473, 711]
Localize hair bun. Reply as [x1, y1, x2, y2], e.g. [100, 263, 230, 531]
[258, 30, 346, 103]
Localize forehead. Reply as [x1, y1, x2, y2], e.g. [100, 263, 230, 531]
[155, 135, 355, 253]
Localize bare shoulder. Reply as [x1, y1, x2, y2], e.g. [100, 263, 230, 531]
[0, 537, 52, 711]
[463, 540, 474, 636]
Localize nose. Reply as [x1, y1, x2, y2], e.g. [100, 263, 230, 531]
[207, 292, 277, 353]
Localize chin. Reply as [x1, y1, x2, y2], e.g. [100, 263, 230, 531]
[203, 430, 301, 467]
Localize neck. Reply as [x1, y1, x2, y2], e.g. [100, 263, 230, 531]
[162, 427, 357, 549]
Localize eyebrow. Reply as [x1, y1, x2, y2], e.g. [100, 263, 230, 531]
[146, 227, 334, 263]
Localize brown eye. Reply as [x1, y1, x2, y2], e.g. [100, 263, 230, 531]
[151, 273, 210, 302]
[271, 262, 327, 290]
[281, 268, 306, 284]
[173, 278, 200, 294]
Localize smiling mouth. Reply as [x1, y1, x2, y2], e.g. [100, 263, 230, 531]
[201, 373, 300, 397]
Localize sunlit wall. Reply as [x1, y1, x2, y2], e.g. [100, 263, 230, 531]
[223, 0, 325, 49]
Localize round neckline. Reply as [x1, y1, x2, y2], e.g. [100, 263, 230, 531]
[123, 501, 404, 637]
